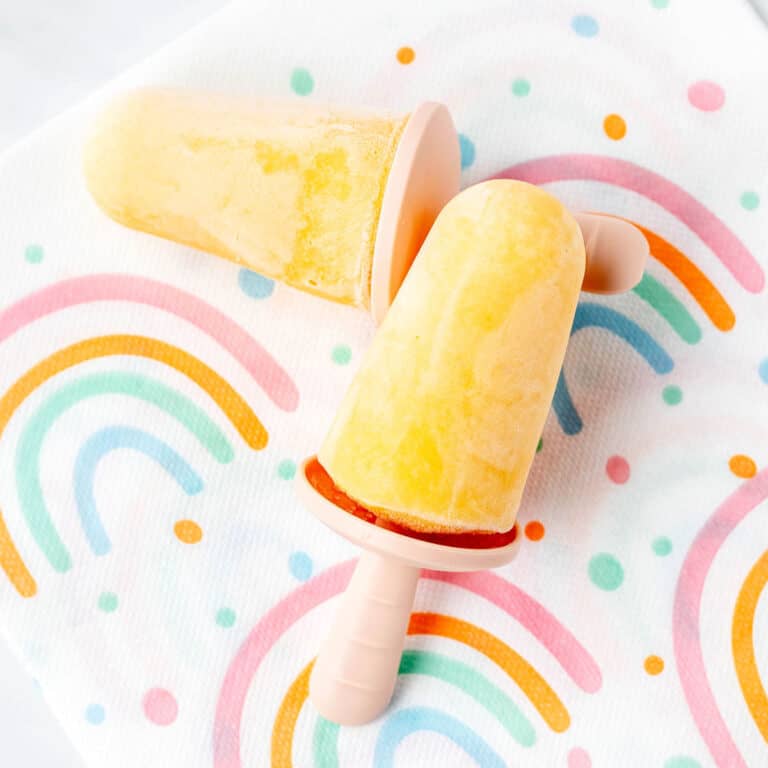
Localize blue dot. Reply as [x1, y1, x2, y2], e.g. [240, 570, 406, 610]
[571, 14, 599, 37]
[85, 704, 105, 725]
[652, 536, 673, 556]
[216, 607, 237, 628]
[759, 357, 768, 384]
[458, 134, 475, 170]
[277, 459, 297, 480]
[289, 551, 313, 581]
[25, 244, 44, 264]
[290, 68, 314, 96]
[332, 344, 352, 365]
[238, 269, 275, 299]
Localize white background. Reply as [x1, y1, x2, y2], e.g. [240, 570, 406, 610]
[0, 3, 227, 764]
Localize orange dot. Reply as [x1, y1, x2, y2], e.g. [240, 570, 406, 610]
[524, 521, 545, 541]
[174, 520, 203, 544]
[396, 46, 415, 65]
[603, 113, 627, 140]
[644, 655, 664, 675]
[729, 454, 757, 479]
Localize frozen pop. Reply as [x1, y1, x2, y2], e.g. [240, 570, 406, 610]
[84, 88, 460, 318]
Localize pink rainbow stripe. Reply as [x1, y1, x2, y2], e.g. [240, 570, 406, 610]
[213, 560, 601, 767]
[673, 467, 768, 768]
[0, 275, 298, 411]
[493, 155, 764, 294]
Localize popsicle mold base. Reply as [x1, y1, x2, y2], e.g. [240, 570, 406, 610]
[296, 457, 520, 725]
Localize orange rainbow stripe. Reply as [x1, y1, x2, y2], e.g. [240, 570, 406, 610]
[270, 612, 570, 766]
[0, 334, 267, 597]
[732, 549, 768, 741]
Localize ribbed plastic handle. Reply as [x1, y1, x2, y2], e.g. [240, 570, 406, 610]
[309, 552, 420, 725]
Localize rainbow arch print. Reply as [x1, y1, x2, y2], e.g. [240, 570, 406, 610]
[674, 466, 768, 767]
[213, 561, 601, 767]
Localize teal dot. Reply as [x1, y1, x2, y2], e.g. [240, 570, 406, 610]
[332, 344, 352, 365]
[25, 244, 44, 264]
[511, 78, 531, 97]
[216, 607, 236, 628]
[238, 269, 274, 299]
[664, 758, 701, 768]
[458, 134, 475, 170]
[277, 459, 297, 480]
[290, 68, 314, 96]
[588, 553, 624, 591]
[289, 551, 313, 581]
[741, 191, 760, 210]
[759, 357, 768, 384]
[85, 704, 105, 725]
[650, 0, 669, 8]
[571, 14, 599, 37]
[662, 385, 682, 405]
[98, 592, 118, 613]
[652, 536, 673, 556]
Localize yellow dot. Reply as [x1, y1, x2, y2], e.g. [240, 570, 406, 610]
[396, 46, 415, 65]
[729, 454, 757, 479]
[174, 520, 203, 544]
[603, 113, 627, 140]
[644, 655, 664, 675]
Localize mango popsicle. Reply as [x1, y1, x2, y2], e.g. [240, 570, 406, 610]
[318, 179, 586, 534]
[84, 88, 459, 311]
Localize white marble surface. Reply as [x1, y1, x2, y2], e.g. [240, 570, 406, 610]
[0, 2, 227, 764]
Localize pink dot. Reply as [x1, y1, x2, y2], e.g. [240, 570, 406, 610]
[606, 455, 630, 484]
[687, 80, 725, 111]
[568, 747, 592, 768]
[143, 688, 178, 726]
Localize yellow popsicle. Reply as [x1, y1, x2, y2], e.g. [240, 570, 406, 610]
[319, 180, 586, 533]
[84, 88, 407, 307]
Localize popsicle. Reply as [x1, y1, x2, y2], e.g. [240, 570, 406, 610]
[84, 88, 460, 319]
[297, 179, 648, 725]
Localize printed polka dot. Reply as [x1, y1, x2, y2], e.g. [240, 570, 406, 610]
[289, 551, 313, 581]
[174, 520, 203, 544]
[524, 521, 545, 541]
[571, 14, 599, 37]
[290, 68, 314, 96]
[650, 0, 669, 8]
[741, 191, 760, 210]
[729, 454, 757, 479]
[589, 553, 624, 591]
[98, 591, 118, 613]
[25, 244, 44, 264]
[332, 344, 352, 365]
[396, 46, 415, 65]
[662, 385, 683, 405]
[606, 455, 630, 484]
[687, 81, 725, 112]
[511, 78, 531, 97]
[85, 704, 105, 725]
[238, 269, 275, 299]
[759, 357, 768, 384]
[644, 655, 665, 675]
[458, 134, 475, 170]
[568, 747, 592, 768]
[143, 688, 178, 726]
[664, 758, 701, 768]
[277, 459, 297, 480]
[216, 607, 236, 628]
[652, 536, 673, 556]
[603, 113, 626, 140]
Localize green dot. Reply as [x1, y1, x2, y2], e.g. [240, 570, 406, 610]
[277, 459, 297, 480]
[650, 0, 669, 8]
[97, 592, 118, 613]
[332, 345, 352, 365]
[652, 536, 673, 556]
[511, 78, 531, 97]
[588, 553, 624, 591]
[662, 385, 682, 405]
[536, 437, 543, 453]
[741, 191, 760, 210]
[290, 68, 314, 96]
[25, 244, 44, 264]
[216, 607, 236, 628]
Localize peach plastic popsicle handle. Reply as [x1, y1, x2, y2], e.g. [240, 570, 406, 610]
[309, 552, 420, 725]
